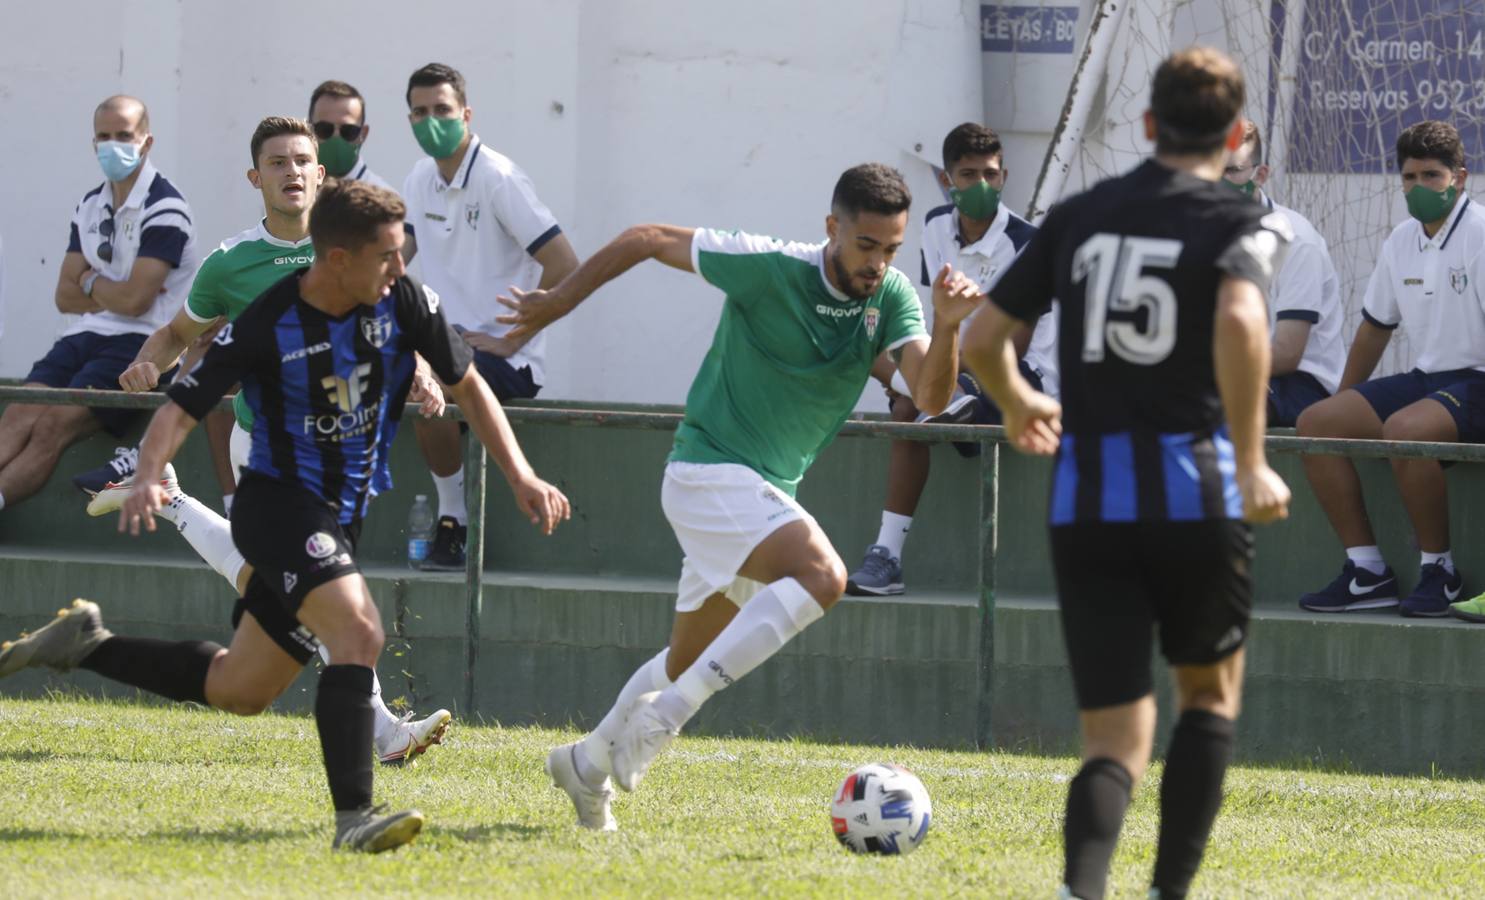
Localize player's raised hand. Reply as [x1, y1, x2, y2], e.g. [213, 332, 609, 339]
[511, 474, 572, 536]
[496, 286, 571, 340]
[118, 361, 161, 393]
[408, 367, 446, 418]
[1237, 463, 1291, 525]
[118, 478, 168, 536]
[1004, 390, 1062, 456]
[931, 263, 983, 330]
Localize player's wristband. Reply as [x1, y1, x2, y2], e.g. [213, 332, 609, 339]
[890, 370, 911, 396]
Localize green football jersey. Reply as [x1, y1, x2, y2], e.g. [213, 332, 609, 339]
[672, 228, 928, 495]
[184, 221, 315, 428]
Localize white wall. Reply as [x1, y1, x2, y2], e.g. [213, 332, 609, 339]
[0, 0, 986, 409]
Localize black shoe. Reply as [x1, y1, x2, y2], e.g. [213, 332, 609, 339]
[422, 516, 467, 570]
[73, 446, 138, 495]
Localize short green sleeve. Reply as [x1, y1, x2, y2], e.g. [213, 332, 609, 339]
[184, 250, 227, 323]
[878, 270, 927, 354]
[691, 229, 788, 307]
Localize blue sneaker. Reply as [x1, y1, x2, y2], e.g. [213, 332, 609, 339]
[845, 545, 904, 597]
[1400, 562, 1464, 618]
[72, 446, 138, 496]
[1298, 560, 1399, 612]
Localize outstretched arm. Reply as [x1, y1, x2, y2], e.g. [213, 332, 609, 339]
[496, 224, 696, 339]
[895, 264, 983, 415]
[120, 401, 198, 535]
[120, 305, 215, 391]
[446, 365, 570, 535]
[962, 300, 1062, 456]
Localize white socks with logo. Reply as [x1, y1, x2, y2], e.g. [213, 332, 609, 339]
[166, 493, 247, 590]
[876, 511, 912, 560]
[1345, 545, 1387, 576]
[577, 648, 673, 785]
[433, 468, 467, 524]
[654, 577, 824, 729]
[1421, 550, 1455, 574]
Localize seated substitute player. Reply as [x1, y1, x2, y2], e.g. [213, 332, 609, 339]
[402, 62, 580, 570]
[0, 179, 572, 852]
[75, 116, 453, 766]
[0, 95, 196, 513]
[847, 122, 1056, 595]
[962, 49, 1292, 900]
[1296, 120, 1485, 618]
[497, 163, 979, 830]
[1220, 120, 1344, 427]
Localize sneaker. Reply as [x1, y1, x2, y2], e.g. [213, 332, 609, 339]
[546, 741, 618, 831]
[609, 691, 677, 793]
[1298, 561, 1399, 612]
[72, 446, 139, 496]
[84, 464, 181, 517]
[1449, 591, 1485, 623]
[377, 708, 452, 766]
[1400, 562, 1463, 618]
[331, 803, 425, 853]
[845, 545, 905, 596]
[0, 599, 113, 678]
[421, 516, 466, 571]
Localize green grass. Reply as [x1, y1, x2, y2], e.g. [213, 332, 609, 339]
[0, 696, 1482, 898]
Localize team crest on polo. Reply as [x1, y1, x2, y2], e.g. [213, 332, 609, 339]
[362, 313, 393, 348]
[1451, 267, 1468, 294]
[864, 307, 879, 340]
[465, 202, 480, 229]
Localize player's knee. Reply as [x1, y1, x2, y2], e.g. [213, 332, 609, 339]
[890, 394, 919, 423]
[1178, 688, 1240, 720]
[795, 555, 848, 608]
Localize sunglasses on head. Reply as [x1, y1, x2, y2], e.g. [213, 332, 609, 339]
[312, 121, 364, 142]
[98, 216, 115, 264]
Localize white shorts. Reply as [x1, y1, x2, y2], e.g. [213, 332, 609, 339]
[229, 422, 250, 487]
[661, 461, 812, 612]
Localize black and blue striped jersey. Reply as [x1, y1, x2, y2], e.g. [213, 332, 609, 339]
[991, 160, 1291, 525]
[169, 270, 473, 524]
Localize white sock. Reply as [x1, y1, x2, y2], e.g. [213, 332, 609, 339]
[655, 578, 825, 729]
[169, 493, 248, 589]
[875, 511, 912, 560]
[579, 648, 671, 783]
[222, 492, 234, 516]
[369, 670, 403, 743]
[433, 468, 467, 524]
[1421, 550, 1455, 574]
[1345, 545, 1387, 575]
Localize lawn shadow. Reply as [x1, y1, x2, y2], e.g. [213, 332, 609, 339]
[0, 825, 308, 844]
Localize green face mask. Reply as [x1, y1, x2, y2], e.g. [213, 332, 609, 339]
[949, 180, 1001, 221]
[1223, 177, 1256, 199]
[1406, 183, 1458, 224]
[412, 115, 466, 160]
[317, 135, 360, 178]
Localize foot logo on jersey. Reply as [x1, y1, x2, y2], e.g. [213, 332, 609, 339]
[306, 532, 338, 559]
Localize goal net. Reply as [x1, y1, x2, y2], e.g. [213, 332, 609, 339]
[1012, 0, 1485, 377]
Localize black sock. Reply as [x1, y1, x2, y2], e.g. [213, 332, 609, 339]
[79, 636, 220, 704]
[1152, 710, 1237, 899]
[316, 664, 375, 812]
[1063, 757, 1133, 900]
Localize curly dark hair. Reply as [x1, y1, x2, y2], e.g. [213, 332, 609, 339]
[1397, 120, 1465, 171]
[831, 163, 912, 219]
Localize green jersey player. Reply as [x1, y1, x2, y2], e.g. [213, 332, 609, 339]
[76, 116, 450, 766]
[497, 163, 980, 831]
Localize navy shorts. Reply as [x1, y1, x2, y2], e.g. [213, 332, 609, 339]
[472, 350, 540, 403]
[947, 363, 1044, 457]
[25, 332, 149, 436]
[1352, 368, 1485, 443]
[1267, 370, 1330, 428]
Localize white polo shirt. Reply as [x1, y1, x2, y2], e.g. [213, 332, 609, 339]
[1262, 192, 1345, 393]
[403, 137, 561, 386]
[1362, 194, 1485, 373]
[65, 159, 197, 338]
[344, 158, 392, 191]
[921, 201, 1059, 399]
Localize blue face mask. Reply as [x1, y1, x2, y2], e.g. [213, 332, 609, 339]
[96, 140, 143, 182]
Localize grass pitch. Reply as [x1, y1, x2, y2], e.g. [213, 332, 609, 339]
[0, 696, 1482, 898]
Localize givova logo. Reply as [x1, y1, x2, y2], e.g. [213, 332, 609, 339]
[305, 363, 377, 439]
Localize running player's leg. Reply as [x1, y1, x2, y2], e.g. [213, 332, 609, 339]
[87, 468, 250, 591]
[1146, 519, 1254, 900]
[1052, 523, 1157, 900]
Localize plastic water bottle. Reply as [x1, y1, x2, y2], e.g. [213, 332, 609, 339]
[407, 494, 434, 568]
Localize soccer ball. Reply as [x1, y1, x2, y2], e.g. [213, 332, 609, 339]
[830, 763, 932, 855]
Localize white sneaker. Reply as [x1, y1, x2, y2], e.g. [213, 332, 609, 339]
[609, 691, 678, 792]
[545, 741, 617, 831]
[377, 708, 452, 766]
[84, 464, 181, 517]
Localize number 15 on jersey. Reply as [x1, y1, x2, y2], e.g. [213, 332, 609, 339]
[1073, 234, 1184, 366]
